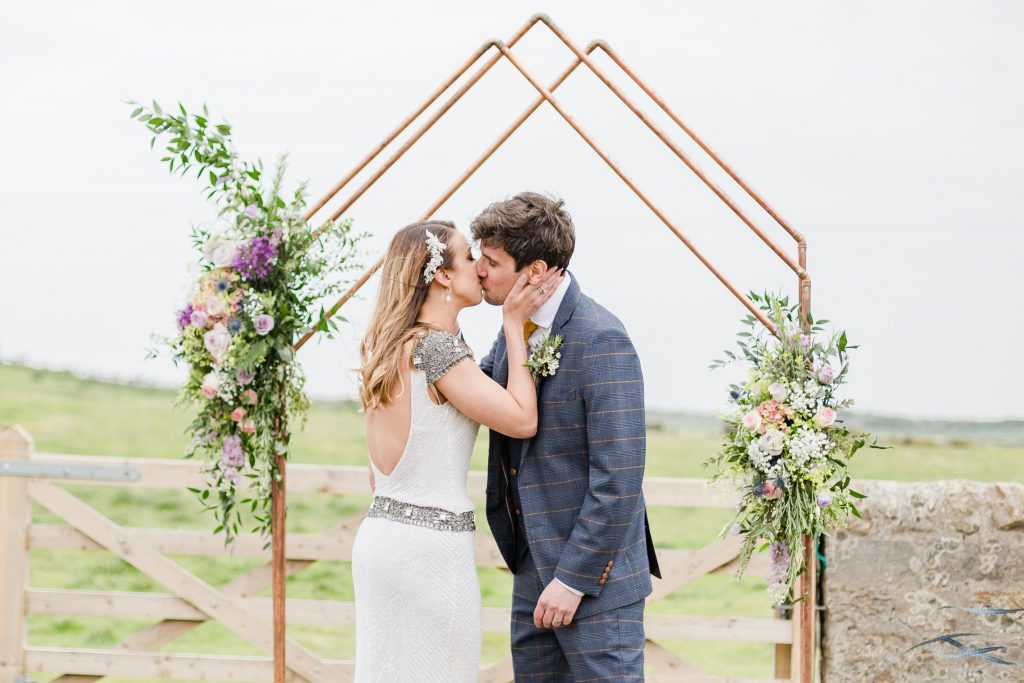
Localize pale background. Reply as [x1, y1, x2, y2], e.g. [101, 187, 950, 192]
[2, 0, 1022, 419]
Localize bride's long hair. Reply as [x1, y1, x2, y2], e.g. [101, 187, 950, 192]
[358, 220, 456, 413]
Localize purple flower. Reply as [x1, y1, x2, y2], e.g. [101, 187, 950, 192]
[232, 236, 278, 281]
[767, 541, 790, 601]
[817, 492, 833, 508]
[236, 368, 255, 385]
[221, 434, 244, 469]
[177, 304, 194, 330]
[254, 314, 275, 336]
[817, 365, 835, 384]
[244, 204, 260, 220]
[269, 228, 283, 248]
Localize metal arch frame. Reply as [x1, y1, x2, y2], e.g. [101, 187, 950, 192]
[272, 13, 816, 683]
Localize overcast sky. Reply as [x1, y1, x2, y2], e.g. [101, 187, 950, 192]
[2, 1, 1022, 420]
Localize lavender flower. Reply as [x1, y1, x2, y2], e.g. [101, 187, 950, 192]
[244, 204, 260, 220]
[767, 541, 790, 602]
[221, 434, 244, 469]
[817, 492, 833, 508]
[177, 305, 194, 330]
[232, 236, 278, 281]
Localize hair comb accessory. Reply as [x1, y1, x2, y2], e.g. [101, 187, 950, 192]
[422, 230, 447, 284]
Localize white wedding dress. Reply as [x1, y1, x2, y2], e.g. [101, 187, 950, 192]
[351, 331, 482, 682]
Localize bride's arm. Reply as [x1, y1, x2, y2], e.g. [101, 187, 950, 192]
[437, 270, 561, 437]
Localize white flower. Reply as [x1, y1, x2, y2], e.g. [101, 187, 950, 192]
[768, 382, 789, 402]
[742, 410, 762, 432]
[787, 426, 832, 470]
[204, 323, 233, 361]
[758, 429, 785, 456]
[204, 240, 243, 267]
[748, 439, 782, 477]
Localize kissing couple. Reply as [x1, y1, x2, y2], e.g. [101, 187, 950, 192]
[351, 192, 661, 681]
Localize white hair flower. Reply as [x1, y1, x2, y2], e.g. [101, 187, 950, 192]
[422, 230, 447, 284]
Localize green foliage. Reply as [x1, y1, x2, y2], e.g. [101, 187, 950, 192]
[129, 101, 366, 544]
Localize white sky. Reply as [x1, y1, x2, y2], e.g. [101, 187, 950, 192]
[2, 1, 1022, 419]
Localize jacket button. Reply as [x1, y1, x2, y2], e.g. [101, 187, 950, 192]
[510, 467, 517, 475]
[515, 508, 521, 516]
[598, 578, 606, 585]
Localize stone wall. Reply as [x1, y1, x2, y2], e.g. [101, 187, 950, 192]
[822, 480, 1024, 682]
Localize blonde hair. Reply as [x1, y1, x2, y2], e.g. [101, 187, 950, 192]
[359, 220, 456, 412]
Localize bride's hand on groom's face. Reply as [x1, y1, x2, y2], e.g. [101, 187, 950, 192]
[502, 268, 563, 327]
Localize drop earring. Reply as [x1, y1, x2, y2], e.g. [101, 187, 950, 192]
[445, 287, 452, 303]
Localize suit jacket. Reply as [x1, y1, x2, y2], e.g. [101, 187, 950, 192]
[480, 274, 661, 619]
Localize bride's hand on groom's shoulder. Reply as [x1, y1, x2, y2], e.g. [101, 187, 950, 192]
[502, 268, 563, 327]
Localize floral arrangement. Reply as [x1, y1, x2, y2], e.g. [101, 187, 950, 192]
[524, 333, 563, 379]
[131, 101, 364, 543]
[705, 291, 885, 603]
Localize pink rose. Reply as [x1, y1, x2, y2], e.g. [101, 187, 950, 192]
[190, 309, 209, 328]
[200, 372, 222, 399]
[814, 406, 837, 428]
[204, 322, 232, 361]
[241, 389, 258, 405]
[742, 410, 762, 432]
[230, 407, 247, 422]
[763, 481, 783, 500]
[254, 314, 275, 336]
[236, 369, 255, 386]
[239, 419, 256, 434]
[817, 365, 835, 384]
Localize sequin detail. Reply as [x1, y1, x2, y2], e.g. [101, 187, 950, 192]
[412, 330, 474, 384]
[367, 495, 476, 532]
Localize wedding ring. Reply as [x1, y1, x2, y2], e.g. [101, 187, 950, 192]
[539, 286, 547, 295]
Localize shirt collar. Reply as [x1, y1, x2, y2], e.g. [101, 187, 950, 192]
[530, 272, 572, 330]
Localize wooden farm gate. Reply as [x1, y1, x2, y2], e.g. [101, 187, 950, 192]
[1, 426, 793, 682]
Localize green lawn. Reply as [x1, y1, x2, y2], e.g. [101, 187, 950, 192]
[2, 363, 1022, 681]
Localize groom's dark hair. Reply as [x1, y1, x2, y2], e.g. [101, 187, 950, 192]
[470, 192, 575, 271]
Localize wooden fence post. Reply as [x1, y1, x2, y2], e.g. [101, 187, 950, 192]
[1, 426, 34, 683]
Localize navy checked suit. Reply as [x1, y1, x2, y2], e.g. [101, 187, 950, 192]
[480, 275, 660, 681]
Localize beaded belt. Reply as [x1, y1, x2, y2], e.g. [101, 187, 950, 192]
[367, 495, 476, 532]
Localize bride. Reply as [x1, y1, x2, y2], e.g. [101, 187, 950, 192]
[351, 220, 561, 682]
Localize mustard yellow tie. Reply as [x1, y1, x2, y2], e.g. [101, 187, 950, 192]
[522, 320, 539, 347]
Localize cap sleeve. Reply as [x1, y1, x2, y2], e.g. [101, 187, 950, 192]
[412, 330, 474, 385]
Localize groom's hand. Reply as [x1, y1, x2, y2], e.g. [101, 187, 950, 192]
[534, 580, 583, 629]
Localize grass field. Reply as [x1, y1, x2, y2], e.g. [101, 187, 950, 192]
[3, 363, 1023, 681]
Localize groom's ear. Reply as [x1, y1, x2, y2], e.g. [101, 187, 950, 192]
[525, 260, 550, 284]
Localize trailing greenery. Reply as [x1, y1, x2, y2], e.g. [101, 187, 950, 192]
[129, 101, 365, 544]
[706, 291, 887, 603]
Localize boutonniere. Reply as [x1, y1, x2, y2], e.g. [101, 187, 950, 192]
[524, 333, 563, 379]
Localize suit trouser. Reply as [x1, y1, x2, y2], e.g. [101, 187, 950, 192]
[510, 547, 645, 681]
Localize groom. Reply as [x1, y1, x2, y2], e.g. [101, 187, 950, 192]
[475, 192, 660, 681]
